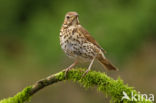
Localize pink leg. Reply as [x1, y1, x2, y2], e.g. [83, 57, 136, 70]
[82, 57, 96, 77]
[65, 60, 78, 76]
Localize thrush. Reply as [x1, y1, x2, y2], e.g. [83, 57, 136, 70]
[60, 12, 118, 76]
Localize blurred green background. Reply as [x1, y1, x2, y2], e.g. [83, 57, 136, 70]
[0, 0, 156, 103]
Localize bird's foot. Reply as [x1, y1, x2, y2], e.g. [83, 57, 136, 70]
[82, 69, 90, 77]
[64, 67, 71, 78]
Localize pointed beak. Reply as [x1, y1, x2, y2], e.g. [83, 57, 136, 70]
[74, 14, 78, 18]
[72, 15, 78, 20]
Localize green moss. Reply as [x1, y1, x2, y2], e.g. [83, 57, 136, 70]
[0, 86, 32, 103]
[0, 68, 152, 103]
[56, 68, 153, 103]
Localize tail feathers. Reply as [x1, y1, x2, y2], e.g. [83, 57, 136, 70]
[98, 55, 118, 71]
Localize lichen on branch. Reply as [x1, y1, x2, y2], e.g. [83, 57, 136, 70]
[0, 68, 152, 103]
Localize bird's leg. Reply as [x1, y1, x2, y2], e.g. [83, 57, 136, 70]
[82, 56, 96, 77]
[65, 60, 78, 77]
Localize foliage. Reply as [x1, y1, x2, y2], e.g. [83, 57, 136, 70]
[0, 0, 156, 66]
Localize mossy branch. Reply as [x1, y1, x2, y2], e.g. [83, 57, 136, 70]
[0, 68, 153, 103]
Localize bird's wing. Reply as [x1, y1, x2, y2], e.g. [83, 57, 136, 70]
[77, 25, 106, 54]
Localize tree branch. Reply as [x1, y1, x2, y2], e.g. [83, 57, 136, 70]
[0, 68, 153, 103]
[29, 70, 63, 96]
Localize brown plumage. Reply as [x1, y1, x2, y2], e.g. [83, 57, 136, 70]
[97, 53, 117, 71]
[60, 11, 118, 76]
[77, 26, 107, 54]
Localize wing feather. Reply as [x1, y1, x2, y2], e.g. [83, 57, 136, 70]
[77, 25, 106, 54]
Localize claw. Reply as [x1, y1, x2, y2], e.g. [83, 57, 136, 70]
[64, 68, 70, 78]
[82, 57, 96, 77]
[64, 60, 78, 78]
[82, 69, 90, 77]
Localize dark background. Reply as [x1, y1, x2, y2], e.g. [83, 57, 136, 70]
[0, 0, 156, 103]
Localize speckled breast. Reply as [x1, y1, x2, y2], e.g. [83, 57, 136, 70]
[60, 27, 97, 61]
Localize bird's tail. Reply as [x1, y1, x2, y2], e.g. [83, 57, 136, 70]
[97, 53, 118, 71]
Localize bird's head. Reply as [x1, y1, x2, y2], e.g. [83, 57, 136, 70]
[63, 12, 79, 26]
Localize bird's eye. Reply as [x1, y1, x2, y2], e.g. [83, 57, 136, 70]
[66, 16, 70, 19]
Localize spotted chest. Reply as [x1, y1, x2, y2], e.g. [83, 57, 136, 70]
[60, 26, 97, 61]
